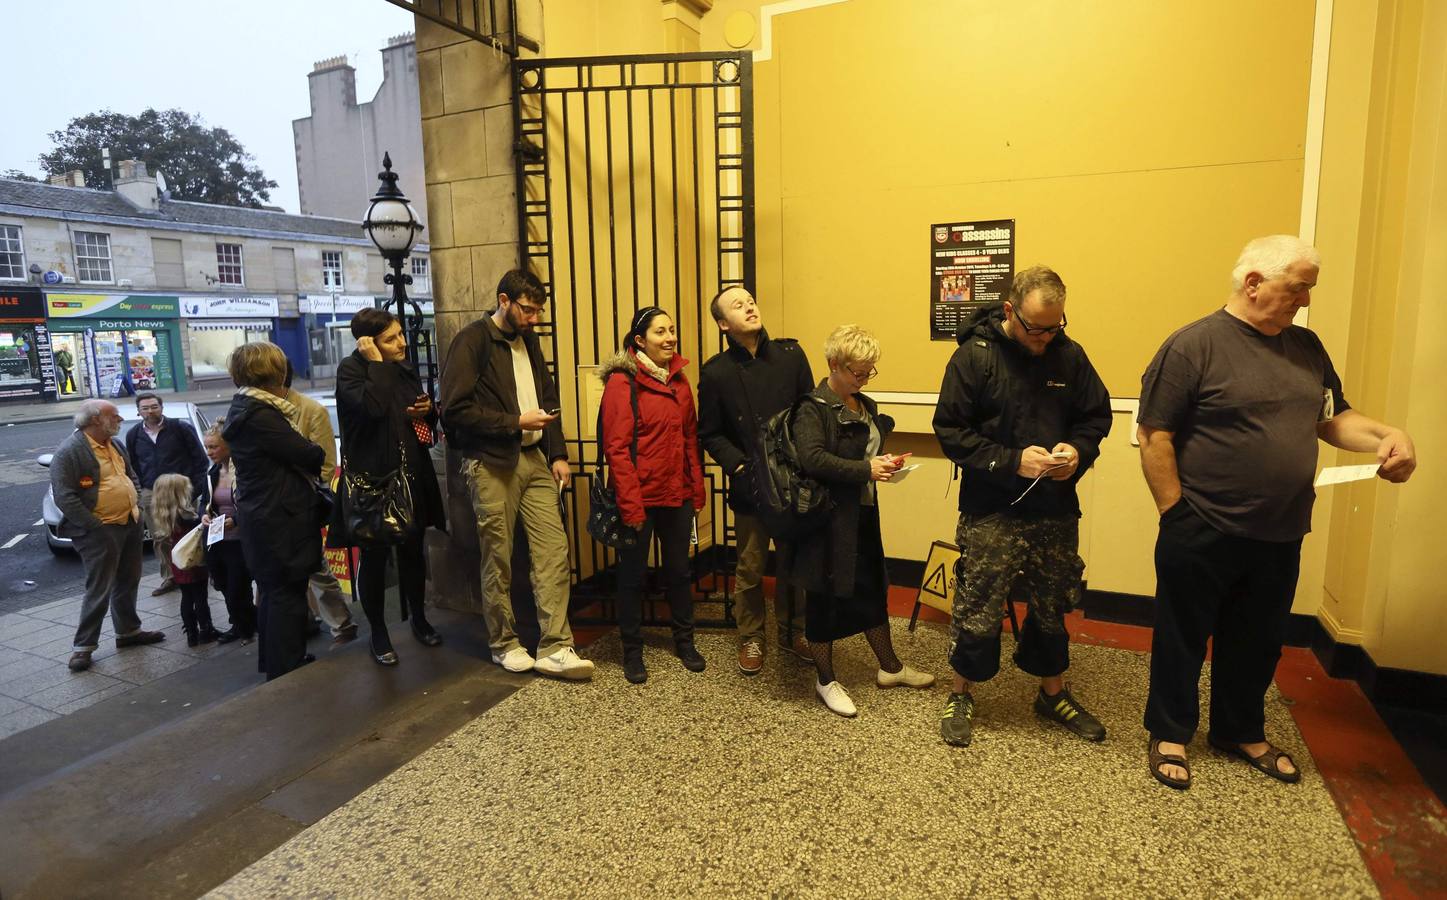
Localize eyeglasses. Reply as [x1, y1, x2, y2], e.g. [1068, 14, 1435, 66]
[514, 301, 546, 319]
[1012, 306, 1067, 336]
[845, 366, 878, 381]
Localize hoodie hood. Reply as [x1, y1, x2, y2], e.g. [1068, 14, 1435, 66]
[957, 303, 1074, 353]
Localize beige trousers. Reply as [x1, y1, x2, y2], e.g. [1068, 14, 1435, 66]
[731, 512, 805, 644]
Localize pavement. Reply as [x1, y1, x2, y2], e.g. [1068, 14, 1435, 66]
[0, 377, 337, 427]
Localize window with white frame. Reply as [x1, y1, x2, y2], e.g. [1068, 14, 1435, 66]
[216, 243, 244, 286]
[0, 225, 24, 280]
[322, 250, 344, 290]
[411, 256, 430, 294]
[74, 231, 113, 283]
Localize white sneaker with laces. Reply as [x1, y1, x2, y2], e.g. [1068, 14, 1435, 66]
[876, 664, 936, 689]
[816, 680, 857, 717]
[533, 646, 595, 681]
[492, 646, 535, 673]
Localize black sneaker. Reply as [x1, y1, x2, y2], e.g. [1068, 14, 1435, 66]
[1035, 687, 1106, 742]
[623, 651, 648, 685]
[940, 691, 975, 747]
[676, 643, 706, 673]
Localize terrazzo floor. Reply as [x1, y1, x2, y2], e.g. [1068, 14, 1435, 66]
[211, 621, 1377, 899]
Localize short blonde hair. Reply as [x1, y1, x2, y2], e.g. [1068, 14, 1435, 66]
[824, 324, 880, 368]
[227, 341, 288, 389]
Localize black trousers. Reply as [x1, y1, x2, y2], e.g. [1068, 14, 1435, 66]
[208, 539, 255, 638]
[1144, 502, 1302, 745]
[177, 580, 213, 635]
[357, 532, 428, 633]
[257, 579, 311, 681]
[615, 503, 695, 652]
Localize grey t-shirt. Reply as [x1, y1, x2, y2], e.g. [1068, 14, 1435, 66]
[1138, 309, 1349, 542]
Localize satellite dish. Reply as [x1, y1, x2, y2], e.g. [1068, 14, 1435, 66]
[155, 170, 169, 196]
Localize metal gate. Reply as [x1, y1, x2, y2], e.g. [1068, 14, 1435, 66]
[512, 52, 755, 626]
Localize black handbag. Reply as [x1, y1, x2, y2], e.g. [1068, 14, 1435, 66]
[340, 441, 417, 546]
[586, 376, 640, 550]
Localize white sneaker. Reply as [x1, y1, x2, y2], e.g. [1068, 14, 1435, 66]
[876, 664, 936, 689]
[816, 680, 857, 717]
[533, 646, 595, 681]
[492, 646, 535, 673]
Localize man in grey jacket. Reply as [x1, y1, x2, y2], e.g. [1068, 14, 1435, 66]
[51, 400, 166, 671]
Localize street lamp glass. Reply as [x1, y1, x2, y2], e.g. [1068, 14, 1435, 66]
[365, 198, 422, 256]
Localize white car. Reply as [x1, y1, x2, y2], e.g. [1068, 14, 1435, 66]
[37, 402, 212, 555]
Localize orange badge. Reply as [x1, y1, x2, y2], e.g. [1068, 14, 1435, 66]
[78, 476, 95, 489]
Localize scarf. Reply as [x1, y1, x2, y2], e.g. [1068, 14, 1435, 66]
[237, 386, 302, 433]
[633, 349, 671, 385]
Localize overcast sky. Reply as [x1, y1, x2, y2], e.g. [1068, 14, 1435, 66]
[3, 0, 418, 214]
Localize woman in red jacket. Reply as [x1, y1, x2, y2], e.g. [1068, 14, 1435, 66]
[599, 306, 709, 684]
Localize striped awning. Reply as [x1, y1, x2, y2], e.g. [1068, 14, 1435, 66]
[188, 321, 273, 332]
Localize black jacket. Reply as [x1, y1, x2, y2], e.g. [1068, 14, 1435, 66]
[125, 416, 209, 502]
[696, 329, 814, 513]
[221, 393, 326, 587]
[438, 316, 566, 468]
[328, 351, 447, 546]
[932, 305, 1112, 517]
[779, 381, 895, 598]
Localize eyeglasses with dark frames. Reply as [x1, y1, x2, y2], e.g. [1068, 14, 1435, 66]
[1012, 306, 1067, 336]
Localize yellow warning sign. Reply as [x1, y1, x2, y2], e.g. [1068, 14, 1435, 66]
[916, 540, 960, 615]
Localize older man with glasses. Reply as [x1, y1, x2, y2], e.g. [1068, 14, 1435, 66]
[931, 266, 1113, 747]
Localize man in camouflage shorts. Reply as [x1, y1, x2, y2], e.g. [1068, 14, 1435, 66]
[931, 266, 1112, 748]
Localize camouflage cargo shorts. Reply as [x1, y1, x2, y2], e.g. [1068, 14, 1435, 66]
[950, 513, 1085, 641]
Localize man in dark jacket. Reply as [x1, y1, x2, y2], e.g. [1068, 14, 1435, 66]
[439, 269, 593, 681]
[697, 286, 815, 675]
[931, 266, 1112, 748]
[126, 392, 209, 595]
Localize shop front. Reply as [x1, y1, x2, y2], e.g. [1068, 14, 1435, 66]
[45, 292, 183, 397]
[180, 296, 279, 383]
[299, 294, 376, 378]
[0, 286, 59, 403]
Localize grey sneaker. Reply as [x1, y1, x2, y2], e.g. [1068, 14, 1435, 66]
[1034, 687, 1106, 742]
[941, 691, 975, 747]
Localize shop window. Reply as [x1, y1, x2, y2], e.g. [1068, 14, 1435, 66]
[323, 250, 344, 290]
[0, 327, 42, 395]
[190, 323, 272, 379]
[411, 256, 430, 294]
[216, 243, 245, 286]
[75, 231, 113, 283]
[0, 225, 24, 280]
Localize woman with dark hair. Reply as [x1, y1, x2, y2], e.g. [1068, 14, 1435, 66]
[330, 307, 447, 666]
[201, 420, 256, 644]
[597, 306, 708, 684]
[221, 341, 327, 681]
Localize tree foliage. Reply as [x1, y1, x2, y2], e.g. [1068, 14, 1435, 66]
[2, 169, 40, 182]
[37, 109, 278, 208]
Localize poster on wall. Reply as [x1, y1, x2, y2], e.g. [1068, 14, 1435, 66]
[929, 219, 1015, 341]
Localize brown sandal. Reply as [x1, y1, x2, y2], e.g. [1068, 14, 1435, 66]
[1149, 738, 1191, 790]
[1208, 735, 1302, 784]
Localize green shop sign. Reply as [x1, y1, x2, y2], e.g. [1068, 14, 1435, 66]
[45, 293, 180, 319]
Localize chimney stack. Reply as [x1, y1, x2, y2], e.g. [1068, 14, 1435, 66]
[114, 159, 160, 211]
[48, 170, 86, 188]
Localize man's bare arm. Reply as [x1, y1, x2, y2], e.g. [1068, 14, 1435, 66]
[1317, 409, 1417, 483]
[1137, 424, 1182, 514]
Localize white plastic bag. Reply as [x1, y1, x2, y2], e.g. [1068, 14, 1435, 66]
[171, 521, 207, 570]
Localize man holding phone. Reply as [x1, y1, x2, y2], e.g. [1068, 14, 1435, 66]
[439, 269, 593, 681]
[931, 266, 1112, 748]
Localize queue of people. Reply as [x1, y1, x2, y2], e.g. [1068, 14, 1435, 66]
[49, 238, 1418, 792]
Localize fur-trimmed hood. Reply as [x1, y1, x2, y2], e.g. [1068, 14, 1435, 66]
[598, 347, 690, 385]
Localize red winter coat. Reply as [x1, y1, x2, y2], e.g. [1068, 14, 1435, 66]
[599, 349, 707, 526]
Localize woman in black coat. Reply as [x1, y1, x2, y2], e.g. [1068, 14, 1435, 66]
[220, 341, 327, 681]
[780, 325, 935, 718]
[329, 308, 447, 666]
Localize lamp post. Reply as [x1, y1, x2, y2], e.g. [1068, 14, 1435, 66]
[362, 152, 430, 395]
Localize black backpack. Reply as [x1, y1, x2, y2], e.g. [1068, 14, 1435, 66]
[746, 400, 834, 540]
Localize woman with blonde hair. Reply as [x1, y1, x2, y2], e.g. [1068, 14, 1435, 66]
[780, 325, 935, 717]
[151, 473, 216, 646]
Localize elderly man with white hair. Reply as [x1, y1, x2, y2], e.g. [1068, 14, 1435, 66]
[1138, 235, 1417, 790]
[50, 399, 167, 672]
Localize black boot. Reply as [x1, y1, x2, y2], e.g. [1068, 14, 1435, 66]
[676, 642, 706, 673]
[196, 597, 219, 644]
[623, 647, 648, 685]
[409, 599, 442, 647]
[180, 595, 198, 647]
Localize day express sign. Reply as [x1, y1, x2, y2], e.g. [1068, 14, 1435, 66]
[46, 293, 180, 319]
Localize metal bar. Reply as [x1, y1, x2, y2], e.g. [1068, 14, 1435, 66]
[582, 76, 601, 365]
[515, 51, 746, 68]
[691, 86, 703, 363]
[510, 63, 531, 270]
[561, 92, 584, 462]
[648, 87, 660, 309]
[669, 73, 681, 326]
[626, 69, 640, 316]
[604, 84, 619, 342]
[739, 55, 756, 296]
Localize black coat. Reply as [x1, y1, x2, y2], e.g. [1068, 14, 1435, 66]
[932, 305, 1112, 517]
[779, 381, 895, 598]
[125, 416, 209, 501]
[438, 316, 566, 468]
[696, 329, 814, 513]
[221, 393, 326, 587]
[328, 351, 447, 546]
